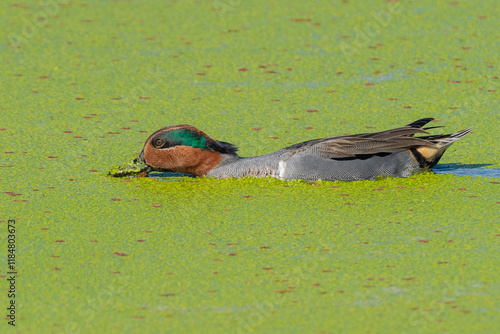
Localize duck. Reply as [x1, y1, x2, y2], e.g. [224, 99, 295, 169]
[119, 118, 470, 181]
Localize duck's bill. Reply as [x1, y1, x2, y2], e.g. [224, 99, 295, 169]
[108, 155, 152, 177]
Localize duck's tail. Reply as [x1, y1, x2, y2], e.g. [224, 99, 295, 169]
[412, 127, 471, 169]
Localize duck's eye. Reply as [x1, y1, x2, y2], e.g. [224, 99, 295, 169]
[154, 138, 165, 148]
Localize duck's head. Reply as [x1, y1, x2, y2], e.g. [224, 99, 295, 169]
[135, 125, 238, 177]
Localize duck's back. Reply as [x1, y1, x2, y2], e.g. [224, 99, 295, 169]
[208, 118, 470, 181]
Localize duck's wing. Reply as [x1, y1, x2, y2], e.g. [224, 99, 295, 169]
[283, 118, 440, 159]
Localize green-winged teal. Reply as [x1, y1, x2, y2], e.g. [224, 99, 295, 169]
[115, 118, 470, 181]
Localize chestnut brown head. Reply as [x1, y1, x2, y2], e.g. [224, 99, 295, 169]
[137, 125, 237, 177]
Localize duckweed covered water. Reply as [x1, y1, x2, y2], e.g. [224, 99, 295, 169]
[1, 0, 498, 333]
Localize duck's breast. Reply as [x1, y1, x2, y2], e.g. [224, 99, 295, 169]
[207, 154, 282, 179]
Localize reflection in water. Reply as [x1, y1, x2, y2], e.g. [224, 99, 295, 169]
[148, 172, 195, 181]
[433, 163, 500, 178]
[148, 164, 500, 181]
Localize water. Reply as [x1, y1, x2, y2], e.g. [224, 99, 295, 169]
[148, 172, 195, 181]
[433, 164, 500, 178]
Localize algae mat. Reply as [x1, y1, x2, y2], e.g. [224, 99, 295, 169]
[1, 0, 499, 333]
